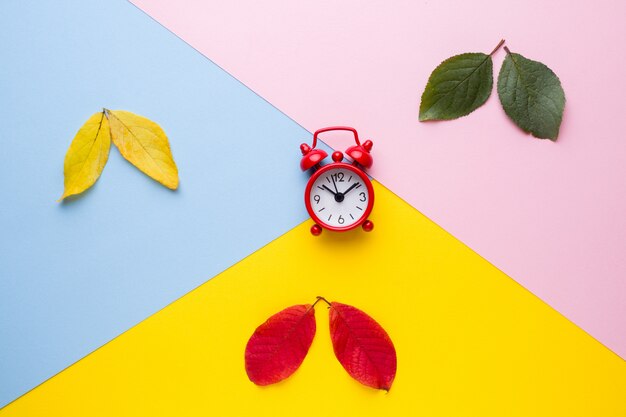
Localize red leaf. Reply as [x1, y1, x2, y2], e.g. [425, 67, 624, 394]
[329, 302, 397, 390]
[245, 304, 316, 386]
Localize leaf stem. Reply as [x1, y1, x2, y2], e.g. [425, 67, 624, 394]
[313, 296, 331, 308]
[489, 39, 506, 56]
[503, 46, 512, 55]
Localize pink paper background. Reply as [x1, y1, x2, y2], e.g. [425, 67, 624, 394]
[131, 0, 626, 357]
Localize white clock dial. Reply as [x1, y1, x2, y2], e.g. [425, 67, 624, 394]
[308, 167, 370, 229]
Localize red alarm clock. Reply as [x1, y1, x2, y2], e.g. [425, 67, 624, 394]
[300, 126, 374, 236]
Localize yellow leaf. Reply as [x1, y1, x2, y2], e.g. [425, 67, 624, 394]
[60, 111, 111, 201]
[105, 109, 179, 189]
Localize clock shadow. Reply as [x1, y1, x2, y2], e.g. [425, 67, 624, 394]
[312, 226, 374, 251]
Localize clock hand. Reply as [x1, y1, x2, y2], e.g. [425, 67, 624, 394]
[321, 185, 336, 195]
[342, 182, 361, 196]
[331, 174, 339, 193]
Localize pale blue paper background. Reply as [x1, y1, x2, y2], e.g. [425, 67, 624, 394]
[0, 0, 330, 407]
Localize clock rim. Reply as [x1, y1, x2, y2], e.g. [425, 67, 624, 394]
[304, 162, 375, 232]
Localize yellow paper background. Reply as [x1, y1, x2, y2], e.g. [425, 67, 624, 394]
[3, 182, 624, 416]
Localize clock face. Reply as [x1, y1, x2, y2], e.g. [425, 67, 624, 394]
[306, 164, 373, 231]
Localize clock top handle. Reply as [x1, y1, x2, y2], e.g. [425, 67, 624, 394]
[312, 126, 360, 149]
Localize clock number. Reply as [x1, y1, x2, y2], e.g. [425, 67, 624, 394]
[359, 192, 366, 202]
[338, 215, 345, 224]
[313, 195, 320, 204]
[332, 172, 345, 182]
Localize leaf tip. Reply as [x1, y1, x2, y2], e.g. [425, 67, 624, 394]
[165, 176, 180, 190]
[419, 113, 440, 122]
[58, 189, 80, 202]
[418, 110, 433, 122]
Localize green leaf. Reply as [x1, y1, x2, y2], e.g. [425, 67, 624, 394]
[419, 53, 494, 121]
[497, 51, 565, 140]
